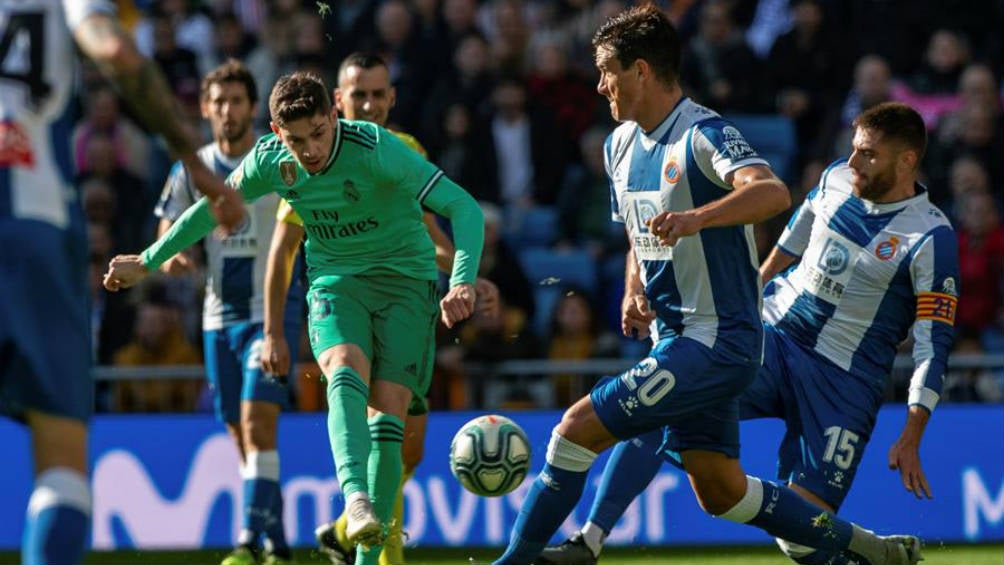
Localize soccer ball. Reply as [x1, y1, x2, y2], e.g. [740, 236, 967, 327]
[449, 415, 531, 497]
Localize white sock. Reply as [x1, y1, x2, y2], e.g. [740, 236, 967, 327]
[581, 521, 606, 557]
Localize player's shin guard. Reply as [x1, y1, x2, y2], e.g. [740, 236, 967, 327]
[717, 477, 890, 565]
[379, 467, 414, 565]
[326, 367, 371, 498]
[493, 432, 597, 565]
[23, 468, 91, 565]
[587, 429, 664, 535]
[357, 414, 405, 565]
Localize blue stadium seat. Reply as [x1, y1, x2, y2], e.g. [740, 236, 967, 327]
[518, 248, 598, 336]
[504, 206, 558, 248]
[726, 115, 797, 184]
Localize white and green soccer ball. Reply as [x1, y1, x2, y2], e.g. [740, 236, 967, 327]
[449, 415, 531, 497]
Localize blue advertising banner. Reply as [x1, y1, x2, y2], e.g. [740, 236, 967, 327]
[0, 406, 1001, 549]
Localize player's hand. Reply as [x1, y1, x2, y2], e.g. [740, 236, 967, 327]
[103, 255, 149, 291]
[261, 333, 290, 376]
[161, 250, 196, 276]
[888, 436, 932, 500]
[441, 282, 477, 328]
[210, 188, 246, 236]
[621, 292, 655, 339]
[646, 211, 703, 246]
[474, 278, 501, 321]
[181, 155, 245, 234]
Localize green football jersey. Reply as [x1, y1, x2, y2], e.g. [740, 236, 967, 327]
[236, 120, 440, 281]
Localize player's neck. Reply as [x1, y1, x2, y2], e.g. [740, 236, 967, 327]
[866, 177, 918, 204]
[636, 85, 684, 133]
[216, 134, 255, 159]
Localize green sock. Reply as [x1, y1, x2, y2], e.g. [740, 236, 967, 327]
[357, 413, 405, 565]
[326, 367, 371, 498]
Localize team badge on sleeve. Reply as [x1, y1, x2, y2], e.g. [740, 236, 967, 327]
[280, 161, 298, 186]
[916, 291, 957, 325]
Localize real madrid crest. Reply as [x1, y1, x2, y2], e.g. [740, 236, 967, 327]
[280, 161, 297, 186]
[343, 179, 360, 203]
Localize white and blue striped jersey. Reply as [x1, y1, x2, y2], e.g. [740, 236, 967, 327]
[155, 143, 281, 331]
[606, 98, 768, 356]
[764, 160, 959, 412]
[0, 0, 112, 228]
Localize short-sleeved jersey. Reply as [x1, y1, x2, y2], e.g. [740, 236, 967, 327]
[606, 98, 768, 356]
[0, 0, 113, 229]
[277, 129, 428, 227]
[764, 160, 958, 411]
[235, 120, 440, 282]
[155, 143, 282, 330]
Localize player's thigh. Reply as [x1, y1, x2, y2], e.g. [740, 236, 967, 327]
[370, 277, 439, 400]
[307, 276, 375, 362]
[591, 337, 757, 445]
[0, 223, 91, 425]
[203, 328, 243, 424]
[738, 324, 791, 421]
[782, 362, 878, 510]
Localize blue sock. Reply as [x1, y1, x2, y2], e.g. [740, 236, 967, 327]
[23, 468, 90, 565]
[494, 434, 597, 565]
[260, 452, 290, 558]
[587, 429, 664, 533]
[243, 451, 283, 551]
[719, 477, 889, 564]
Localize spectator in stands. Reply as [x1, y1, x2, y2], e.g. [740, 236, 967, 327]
[423, 32, 496, 142]
[944, 156, 999, 223]
[955, 191, 1004, 343]
[766, 0, 842, 166]
[112, 280, 203, 413]
[134, 0, 214, 73]
[77, 137, 150, 254]
[88, 223, 135, 367]
[943, 329, 1003, 402]
[442, 0, 484, 53]
[433, 103, 499, 202]
[827, 54, 893, 157]
[546, 288, 619, 406]
[681, 0, 767, 113]
[151, 13, 202, 121]
[489, 0, 532, 75]
[72, 87, 150, 182]
[909, 29, 970, 96]
[485, 76, 565, 208]
[526, 39, 598, 154]
[479, 202, 535, 323]
[370, 0, 436, 133]
[206, 12, 255, 70]
[926, 103, 1004, 199]
[556, 126, 624, 259]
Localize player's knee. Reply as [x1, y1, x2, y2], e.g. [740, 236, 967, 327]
[776, 539, 819, 563]
[242, 416, 277, 451]
[545, 431, 598, 473]
[691, 472, 749, 515]
[402, 435, 424, 470]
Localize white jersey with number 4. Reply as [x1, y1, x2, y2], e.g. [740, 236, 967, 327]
[0, 0, 113, 228]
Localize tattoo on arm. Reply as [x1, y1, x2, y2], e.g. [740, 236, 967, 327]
[74, 14, 196, 156]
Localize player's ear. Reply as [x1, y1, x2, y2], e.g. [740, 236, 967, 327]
[200, 99, 210, 120]
[333, 88, 343, 113]
[635, 58, 649, 82]
[389, 85, 397, 109]
[269, 121, 280, 137]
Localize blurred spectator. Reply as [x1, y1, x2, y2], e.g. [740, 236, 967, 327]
[77, 134, 150, 253]
[766, 0, 842, 166]
[926, 103, 1004, 201]
[134, 0, 214, 72]
[827, 54, 893, 158]
[944, 156, 1000, 224]
[955, 191, 1004, 339]
[72, 87, 151, 182]
[369, 0, 435, 133]
[206, 11, 255, 69]
[908, 29, 970, 96]
[318, 0, 379, 66]
[150, 13, 202, 120]
[112, 280, 203, 412]
[479, 202, 535, 323]
[556, 126, 625, 258]
[245, 0, 300, 125]
[87, 222, 135, 367]
[484, 76, 565, 208]
[554, 0, 625, 78]
[489, 0, 532, 75]
[433, 103, 499, 202]
[681, 0, 767, 113]
[422, 32, 496, 142]
[526, 40, 597, 152]
[745, 0, 792, 58]
[934, 64, 1003, 147]
[942, 329, 1003, 402]
[443, 0, 484, 52]
[546, 289, 619, 406]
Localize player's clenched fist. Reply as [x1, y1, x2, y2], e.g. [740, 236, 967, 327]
[441, 282, 477, 328]
[646, 210, 703, 246]
[621, 292, 655, 339]
[261, 333, 290, 377]
[103, 255, 150, 291]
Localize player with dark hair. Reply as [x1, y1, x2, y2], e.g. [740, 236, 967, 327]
[492, 7, 922, 565]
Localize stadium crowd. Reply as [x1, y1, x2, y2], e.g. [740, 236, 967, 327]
[82, 0, 1004, 412]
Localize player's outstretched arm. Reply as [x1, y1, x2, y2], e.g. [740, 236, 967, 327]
[71, 12, 243, 231]
[648, 165, 790, 246]
[422, 212, 500, 321]
[888, 405, 933, 500]
[262, 219, 305, 376]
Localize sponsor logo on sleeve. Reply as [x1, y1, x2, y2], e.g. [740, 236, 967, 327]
[721, 125, 757, 160]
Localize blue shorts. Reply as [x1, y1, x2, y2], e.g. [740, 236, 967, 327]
[591, 336, 759, 464]
[203, 321, 299, 423]
[0, 221, 91, 422]
[740, 324, 882, 509]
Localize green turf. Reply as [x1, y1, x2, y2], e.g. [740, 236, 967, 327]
[1, 543, 1000, 564]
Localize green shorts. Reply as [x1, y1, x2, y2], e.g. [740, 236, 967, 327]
[307, 274, 438, 398]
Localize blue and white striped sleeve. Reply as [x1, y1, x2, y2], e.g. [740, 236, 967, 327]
[775, 186, 820, 258]
[907, 225, 960, 413]
[154, 161, 194, 221]
[691, 118, 769, 188]
[605, 133, 623, 223]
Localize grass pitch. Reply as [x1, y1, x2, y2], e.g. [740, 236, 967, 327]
[1, 543, 1000, 564]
